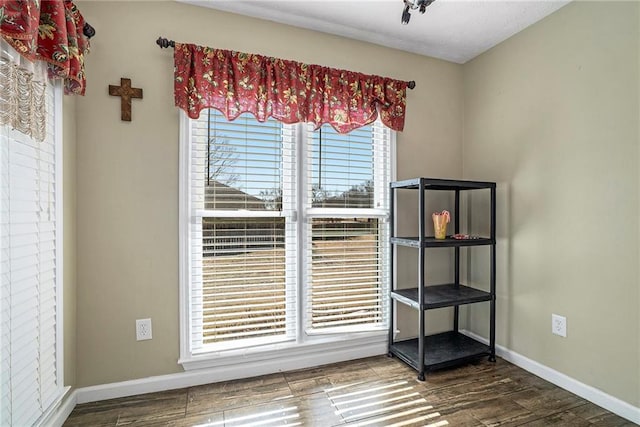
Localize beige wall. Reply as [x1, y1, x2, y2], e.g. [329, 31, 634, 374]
[462, 1, 639, 407]
[74, 1, 463, 387]
[63, 95, 77, 387]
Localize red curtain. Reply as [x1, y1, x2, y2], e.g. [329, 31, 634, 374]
[174, 43, 408, 133]
[0, 0, 90, 95]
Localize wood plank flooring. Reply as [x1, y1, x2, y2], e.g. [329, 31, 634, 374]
[64, 356, 635, 426]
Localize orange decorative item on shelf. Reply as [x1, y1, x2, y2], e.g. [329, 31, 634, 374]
[432, 210, 450, 239]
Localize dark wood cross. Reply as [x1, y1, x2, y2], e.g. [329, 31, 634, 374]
[108, 78, 143, 122]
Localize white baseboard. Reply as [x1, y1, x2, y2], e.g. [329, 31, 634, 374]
[76, 340, 387, 404]
[460, 329, 640, 425]
[40, 388, 77, 427]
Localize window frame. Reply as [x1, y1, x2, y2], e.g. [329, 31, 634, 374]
[178, 111, 396, 370]
[301, 123, 391, 335]
[186, 113, 298, 353]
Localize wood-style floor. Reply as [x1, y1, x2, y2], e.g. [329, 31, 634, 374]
[64, 356, 635, 426]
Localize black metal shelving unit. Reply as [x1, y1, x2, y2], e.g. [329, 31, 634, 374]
[388, 177, 497, 381]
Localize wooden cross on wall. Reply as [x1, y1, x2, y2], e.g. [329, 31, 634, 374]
[108, 78, 143, 121]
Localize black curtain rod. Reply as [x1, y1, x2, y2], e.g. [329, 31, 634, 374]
[156, 37, 416, 90]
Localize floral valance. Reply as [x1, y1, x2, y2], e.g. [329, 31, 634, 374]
[0, 0, 90, 95]
[174, 43, 408, 133]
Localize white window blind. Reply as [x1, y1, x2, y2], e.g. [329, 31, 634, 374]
[1, 81, 63, 425]
[308, 218, 386, 329]
[305, 123, 390, 333]
[188, 110, 296, 353]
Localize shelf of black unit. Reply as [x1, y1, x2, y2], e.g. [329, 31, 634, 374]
[390, 331, 491, 371]
[391, 177, 496, 191]
[391, 284, 492, 310]
[391, 236, 494, 248]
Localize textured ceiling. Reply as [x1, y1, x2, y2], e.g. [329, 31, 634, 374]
[181, 0, 570, 63]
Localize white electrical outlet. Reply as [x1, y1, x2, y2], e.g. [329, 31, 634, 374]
[136, 318, 152, 341]
[552, 314, 566, 337]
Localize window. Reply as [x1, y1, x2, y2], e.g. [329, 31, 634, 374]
[0, 60, 65, 424]
[180, 109, 392, 361]
[305, 125, 391, 333]
[186, 111, 297, 353]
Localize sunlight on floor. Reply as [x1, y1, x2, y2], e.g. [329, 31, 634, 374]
[194, 405, 300, 427]
[192, 378, 450, 426]
[327, 379, 449, 427]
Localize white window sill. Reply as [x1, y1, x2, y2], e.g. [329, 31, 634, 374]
[179, 331, 388, 372]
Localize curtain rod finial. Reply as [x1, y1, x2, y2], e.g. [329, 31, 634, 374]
[156, 37, 175, 49]
[83, 22, 95, 39]
[408, 80, 416, 90]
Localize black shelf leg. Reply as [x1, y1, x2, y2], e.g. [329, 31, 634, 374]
[417, 179, 426, 381]
[489, 186, 497, 362]
[388, 184, 395, 357]
[453, 305, 459, 332]
[454, 189, 460, 333]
